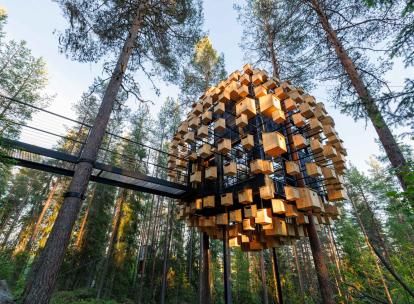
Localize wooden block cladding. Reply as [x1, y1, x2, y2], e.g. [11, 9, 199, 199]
[272, 199, 287, 214]
[241, 234, 250, 243]
[310, 138, 323, 153]
[197, 125, 209, 138]
[296, 187, 320, 210]
[199, 144, 212, 158]
[252, 72, 265, 85]
[244, 204, 257, 218]
[323, 144, 337, 158]
[239, 73, 250, 85]
[190, 171, 201, 183]
[229, 236, 241, 247]
[262, 131, 287, 157]
[292, 134, 307, 149]
[202, 96, 213, 109]
[236, 114, 248, 128]
[188, 151, 197, 161]
[272, 109, 286, 124]
[236, 97, 257, 119]
[262, 79, 277, 90]
[195, 198, 202, 210]
[203, 195, 215, 208]
[230, 209, 242, 223]
[238, 84, 249, 98]
[216, 213, 228, 225]
[217, 138, 231, 154]
[299, 102, 314, 118]
[254, 85, 267, 98]
[296, 212, 309, 224]
[178, 121, 188, 134]
[309, 117, 323, 134]
[205, 166, 217, 180]
[323, 125, 336, 137]
[221, 192, 233, 206]
[238, 188, 253, 204]
[223, 162, 237, 176]
[259, 94, 281, 117]
[199, 216, 215, 227]
[192, 103, 203, 115]
[285, 160, 300, 176]
[184, 131, 195, 144]
[285, 203, 298, 217]
[201, 111, 212, 124]
[306, 162, 322, 177]
[243, 218, 255, 231]
[260, 184, 274, 199]
[284, 97, 296, 111]
[322, 167, 337, 181]
[292, 113, 306, 127]
[188, 117, 199, 129]
[250, 159, 274, 174]
[243, 63, 253, 75]
[241, 134, 254, 150]
[284, 186, 300, 201]
[214, 102, 225, 115]
[256, 208, 272, 225]
[327, 189, 347, 202]
[214, 118, 226, 133]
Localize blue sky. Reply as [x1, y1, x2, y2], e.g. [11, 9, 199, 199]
[2, 0, 412, 171]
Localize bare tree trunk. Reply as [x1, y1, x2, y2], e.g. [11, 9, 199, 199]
[160, 201, 174, 304]
[259, 251, 269, 304]
[308, 0, 408, 190]
[96, 189, 126, 299]
[21, 10, 143, 304]
[292, 243, 306, 301]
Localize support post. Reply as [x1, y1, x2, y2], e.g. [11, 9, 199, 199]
[272, 248, 283, 304]
[223, 226, 232, 304]
[199, 232, 211, 304]
[306, 213, 334, 304]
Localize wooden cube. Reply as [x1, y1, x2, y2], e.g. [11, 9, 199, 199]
[260, 184, 274, 199]
[252, 72, 264, 85]
[284, 186, 300, 201]
[230, 209, 242, 222]
[292, 113, 306, 127]
[323, 144, 337, 158]
[214, 118, 226, 133]
[201, 111, 212, 124]
[236, 114, 248, 128]
[296, 187, 320, 210]
[241, 134, 254, 150]
[284, 98, 296, 111]
[309, 117, 323, 134]
[223, 162, 237, 176]
[285, 160, 300, 176]
[236, 97, 256, 118]
[323, 125, 336, 137]
[199, 144, 212, 158]
[254, 85, 267, 98]
[285, 204, 298, 218]
[238, 84, 249, 98]
[221, 192, 233, 206]
[259, 94, 281, 117]
[205, 166, 217, 180]
[271, 199, 287, 214]
[299, 102, 314, 118]
[229, 236, 241, 247]
[274, 86, 288, 100]
[262, 79, 277, 90]
[241, 234, 250, 243]
[262, 131, 287, 157]
[184, 131, 195, 144]
[190, 171, 201, 183]
[193, 103, 203, 115]
[178, 121, 188, 134]
[243, 63, 253, 74]
[197, 125, 209, 138]
[327, 189, 347, 202]
[292, 134, 307, 149]
[242, 218, 255, 231]
[217, 138, 231, 154]
[239, 74, 250, 85]
[296, 212, 309, 224]
[202, 196, 215, 208]
[306, 162, 322, 177]
[272, 109, 286, 124]
[244, 204, 257, 218]
[202, 96, 213, 109]
[322, 167, 337, 180]
[262, 160, 274, 174]
[250, 159, 264, 174]
[238, 188, 253, 204]
[273, 218, 288, 236]
[218, 90, 231, 103]
[189, 117, 199, 129]
[195, 198, 202, 210]
[310, 137, 323, 153]
[216, 213, 228, 225]
[214, 102, 225, 115]
[256, 208, 272, 225]
[188, 151, 197, 161]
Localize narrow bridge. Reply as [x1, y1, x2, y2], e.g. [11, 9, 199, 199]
[0, 95, 188, 199]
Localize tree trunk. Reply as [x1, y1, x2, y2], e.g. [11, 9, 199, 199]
[21, 10, 143, 303]
[259, 251, 269, 304]
[96, 189, 126, 299]
[292, 243, 306, 301]
[309, 0, 408, 190]
[160, 201, 174, 304]
[198, 232, 211, 304]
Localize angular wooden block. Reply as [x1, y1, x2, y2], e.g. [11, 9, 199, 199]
[262, 131, 287, 157]
[299, 102, 314, 118]
[238, 84, 249, 98]
[285, 160, 300, 176]
[236, 113, 248, 128]
[254, 85, 267, 98]
[217, 138, 231, 154]
[260, 184, 274, 199]
[284, 186, 300, 201]
[244, 204, 257, 218]
[216, 213, 228, 225]
[221, 192, 233, 206]
[271, 199, 287, 214]
[214, 118, 226, 133]
[203, 195, 215, 208]
[242, 218, 255, 231]
[213, 102, 225, 115]
[272, 109, 286, 124]
[293, 134, 307, 150]
[310, 137, 323, 153]
[306, 162, 322, 177]
[205, 166, 217, 180]
[238, 188, 253, 204]
[296, 187, 320, 210]
[229, 209, 242, 223]
[241, 134, 254, 150]
[199, 144, 212, 158]
[259, 94, 281, 117]
[323, 144, 337, 158]
[292, 113, 306, 127]
[256, 208, 272, 225]
[197, 125, 209, 138]
[223, 162, 237, 176]
[201, 111, 212, 124]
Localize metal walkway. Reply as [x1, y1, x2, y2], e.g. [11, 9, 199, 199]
[0, 95, 188, 199]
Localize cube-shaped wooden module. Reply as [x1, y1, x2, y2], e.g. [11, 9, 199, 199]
[202, 96, 213, 109]
[201, 111, 212, 124]
[271, 199, 287, 214]
[299, 102, 314, 118]
[205, 166, 217, 180]
[259, 94, 281, 117]
[194, 198, 202, 210]
[199, 144, 212, 159]
[285, 203, 298, 218]
[197, 125, 209, 138]
[272, 109, 286, 124]
[238, 188, 253, 204]
[184, 131, 195, 144]
[244, 204, 257, 218]
[221, 192, 233, 206]
[242, 218, 255, 231]
[285, 160, 300, 176]
[292, 113, 305, 127]
[239, 73, 250, 85]
[188, 116, 199, 129]
[260, 184, 274, 200]
[252, 72, 264, 85]
[306, 162, 322, 177]
[310, 137, 323, 153]
[274, 86, 288, 100]
[284, 186, 300, 201]
[254, 85, 267, 98]
[236, 114, 248, 128]
[293, 134, 307, 150]
[229, 236, 241, 247]
[188, 151, 197, 161]
[229, 209, 242, 223]
[327, 189, 347, 202]
[296, 187, 320, 210]
[214, 102, 225, 115]
[203, 195, 215, 208]
[214, 118, 226, 133]
[223, 162, 237, 176]
[217, 138, 231, 154]
[256, 208, 272, 225]
[178, 121, 188, 134]
[262, 131, 287, 157]
[237, 84, 249, 98]
[216, 213, 228, 225]
[323, 144, 337, 158]
[241, 134, 254, 150]
[250, 159, 264, 174]
[236, 97, 256, 118]
[192, 102, 203, 115]
[243, 63, 253, 75]
[309, 117, 323, 134]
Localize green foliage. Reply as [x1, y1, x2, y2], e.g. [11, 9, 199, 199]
[51, 288, 122, 304]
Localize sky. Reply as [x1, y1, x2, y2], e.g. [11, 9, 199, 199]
[2, 0, 412, 171]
